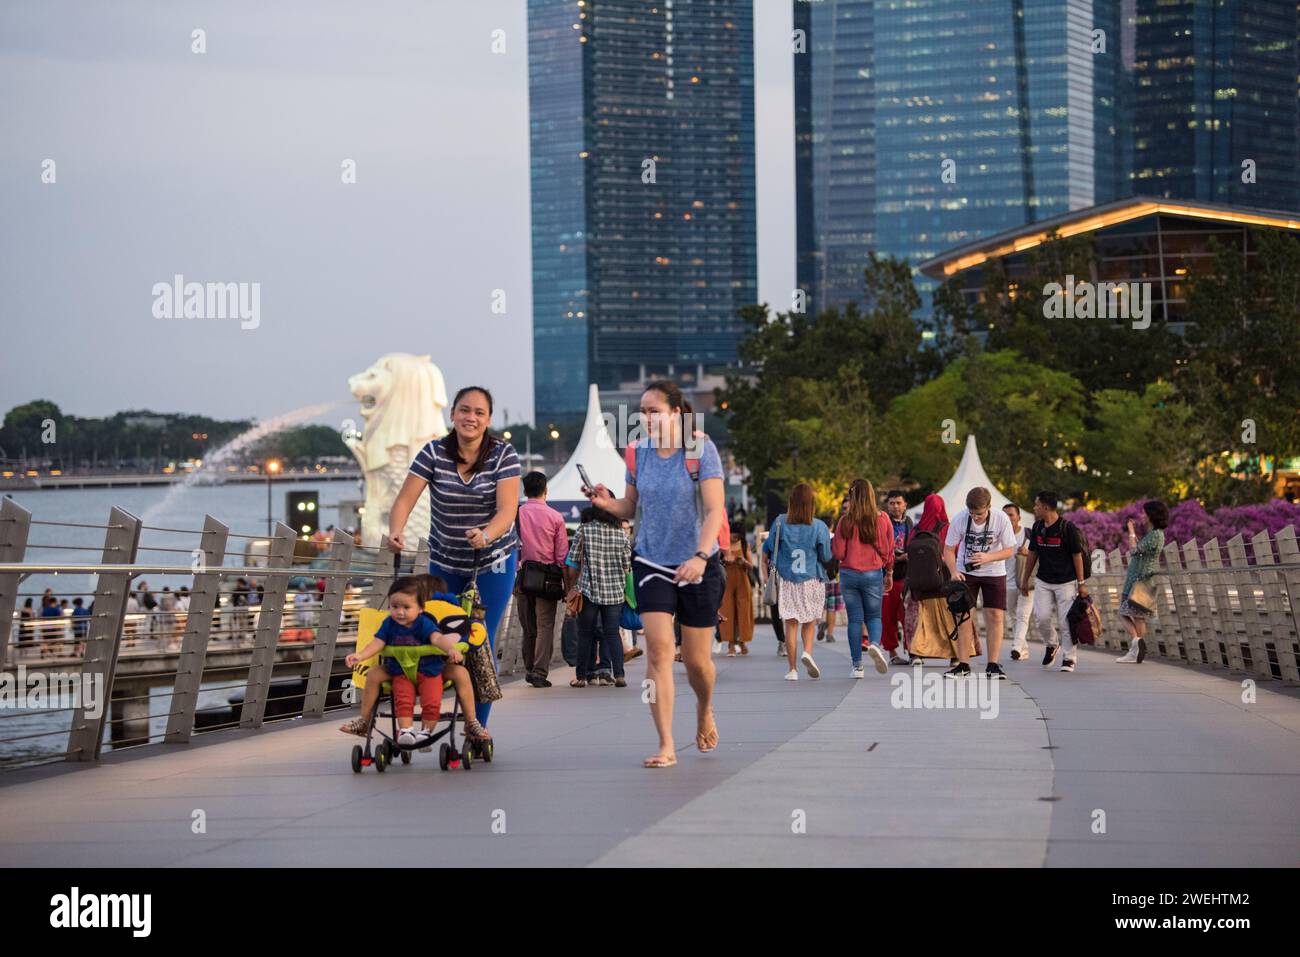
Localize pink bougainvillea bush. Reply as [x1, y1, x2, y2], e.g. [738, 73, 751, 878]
[1065, 498, 1300, 558]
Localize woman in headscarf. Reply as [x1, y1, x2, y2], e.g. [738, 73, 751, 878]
[902, 493, 956, 664]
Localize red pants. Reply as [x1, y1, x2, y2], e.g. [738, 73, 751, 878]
[881, 578, 906, 652]
[390, 671, 442, 724]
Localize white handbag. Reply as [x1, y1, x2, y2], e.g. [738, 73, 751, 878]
[761, 521, 782, 606]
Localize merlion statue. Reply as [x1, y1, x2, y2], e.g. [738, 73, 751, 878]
[344, 353, 448, 551]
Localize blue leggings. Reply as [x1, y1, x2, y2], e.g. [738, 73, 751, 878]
[429, 551, 517, 727]
[840, 568, 884, 667]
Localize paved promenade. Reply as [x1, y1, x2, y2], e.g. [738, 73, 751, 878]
[1, 631, 1297, 867]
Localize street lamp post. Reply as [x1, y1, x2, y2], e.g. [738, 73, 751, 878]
[265, 459, 281, 536]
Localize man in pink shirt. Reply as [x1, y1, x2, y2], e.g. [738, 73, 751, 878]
[515, 471, 570, 687]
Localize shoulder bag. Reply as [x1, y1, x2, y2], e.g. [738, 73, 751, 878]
[761, 520, 782, 606]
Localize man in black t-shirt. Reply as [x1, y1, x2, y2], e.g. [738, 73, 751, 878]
[1019, 490, 1086, 672]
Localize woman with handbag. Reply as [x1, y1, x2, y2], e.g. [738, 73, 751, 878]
[386, 385, 521, 730]
[832, 478, 896, 678]
[763, 483, 833, 681]
[583, 379, 727, 769]
[1115, 500, 1168, 664]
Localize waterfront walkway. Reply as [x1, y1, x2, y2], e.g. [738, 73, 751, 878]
[1, 634, 1297, 867]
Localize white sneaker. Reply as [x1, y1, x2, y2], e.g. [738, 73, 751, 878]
[777, 642, 786, 656]
[865, 643, 888, 674]
[800, 652, 820, 679]
[1115, 646, 1139, 663]
[397, 728, 417, 746]
[784, 669, 799, 681]
[851, 665, 865, 679]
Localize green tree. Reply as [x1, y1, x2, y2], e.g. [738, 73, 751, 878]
[878, 350, 1086, 505]
[720, 254, 953, 495]
[1078, 381, 1196, 507]
[1179, 228, 1300, 497]
[0, 400, 62, 464]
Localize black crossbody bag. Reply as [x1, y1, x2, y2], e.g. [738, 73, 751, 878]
[520, 560, 565, 600]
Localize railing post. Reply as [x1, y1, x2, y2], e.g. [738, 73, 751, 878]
[1152, 542, 1183, 662]
[1098, 548, 1124, 652]
[302, 527, 353, 718]
[165, 516, 229, 743]
[0, 498, 32, 667]
[369, 549, 396, 610]
[1224, 534, 1269, 680]
[1192, 540, 1233, 672]
[239, 523, 296, 730]
[1181, 540, 1211, 667]
[67, 507, 141, 761]
[1252, 529, 1299, 684]
[1274, 526, 1300, 684]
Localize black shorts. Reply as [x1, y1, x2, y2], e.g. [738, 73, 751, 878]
[631, 553, 725, 629]
[964, 574, 1007, 611]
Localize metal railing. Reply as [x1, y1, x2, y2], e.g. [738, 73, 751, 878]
[1086, 526, 1300, 682]
[750, 522, 1300, 683]
[0, 498, 430, 768]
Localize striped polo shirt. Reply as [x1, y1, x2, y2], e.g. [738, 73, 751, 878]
[408, 436, 521, 574]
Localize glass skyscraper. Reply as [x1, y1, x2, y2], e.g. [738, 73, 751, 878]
[796, 0, 1122, 316]
[793, 0, 875, 316]
[1129, 0, 1300, 212]
[796, 0, 1300, 317]
[528, 0, 757, 422]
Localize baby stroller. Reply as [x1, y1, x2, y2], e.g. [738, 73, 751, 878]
[351, 639, 483, 774]
[349, 591, 494, 773]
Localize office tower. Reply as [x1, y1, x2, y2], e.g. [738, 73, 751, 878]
[796, 0, 1122, 315]
[1129, 0, 1300, 212]
[528, 0, 757, 422]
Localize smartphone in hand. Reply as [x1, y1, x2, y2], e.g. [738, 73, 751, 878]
[576, 463, 594, 494]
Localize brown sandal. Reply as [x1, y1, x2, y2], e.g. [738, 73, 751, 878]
[338, 716, 369, 737]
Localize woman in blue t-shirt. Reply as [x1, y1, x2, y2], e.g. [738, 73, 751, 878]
[388, 385, 520, 729]
[586, 380, 727, 769]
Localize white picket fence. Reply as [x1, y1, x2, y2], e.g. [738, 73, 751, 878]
[1088, 524, 1300, 684]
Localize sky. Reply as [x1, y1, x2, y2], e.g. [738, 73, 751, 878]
[0, 0, 795, 428]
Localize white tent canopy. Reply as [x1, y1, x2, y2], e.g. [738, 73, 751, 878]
[544, 384, 627, 521]
[906, 434, 1019, 520]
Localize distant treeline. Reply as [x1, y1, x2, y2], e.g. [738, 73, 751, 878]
[0, 400, 349, 471]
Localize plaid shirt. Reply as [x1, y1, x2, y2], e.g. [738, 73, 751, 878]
[572, 522, 632, 605]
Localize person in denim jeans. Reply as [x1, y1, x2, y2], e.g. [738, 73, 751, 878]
[569, 506, 633, 687]
[831, 479, 895, 677]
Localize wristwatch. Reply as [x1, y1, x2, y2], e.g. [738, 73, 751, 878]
[694, 550, 710, 562]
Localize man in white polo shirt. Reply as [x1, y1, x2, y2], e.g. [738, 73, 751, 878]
[942, 487, 1017, 679]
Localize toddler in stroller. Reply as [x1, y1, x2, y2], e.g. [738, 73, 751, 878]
[343, 575, 493, 771]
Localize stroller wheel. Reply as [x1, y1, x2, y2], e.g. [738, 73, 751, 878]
[400, 749, 411, 765]
[462, 747, 472, 770]
[439, 742, 450, 771]
[374, 749, 387, 772]
[482, 739, 493, 763]
[350, 745, 362, 773]
[382, 740, 395, 766]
